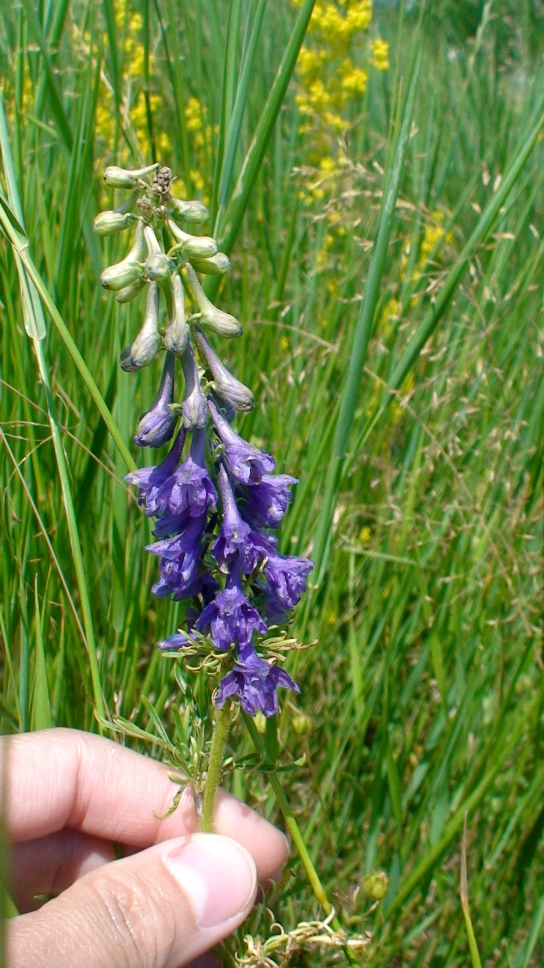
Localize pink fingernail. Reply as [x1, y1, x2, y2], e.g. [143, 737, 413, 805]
[164, 834, 256, 928]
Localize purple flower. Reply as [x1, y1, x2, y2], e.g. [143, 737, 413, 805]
[134, 352, 177, 448]
[263, 553, 314, 613]
[151, 552, 202, 600]
[196, 577, 267, 651]
[239, 474, 298, 529]
[157, 631, 192, 650]
[157, 429, 217, 518]
[215, 649, 299, 717]
[212, 464, 274, 574]
[146, 515, 206, 561]
[208, 399, 275, 484]
[125, 428, 186, 516]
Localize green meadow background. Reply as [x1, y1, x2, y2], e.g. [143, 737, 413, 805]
[0, 0, 543, 964]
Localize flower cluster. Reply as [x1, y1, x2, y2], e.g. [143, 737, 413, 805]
[96, 163, 313, 716]
[293, 0, 389, 165]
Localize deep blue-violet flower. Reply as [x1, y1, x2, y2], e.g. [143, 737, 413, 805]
[98, 164, 314, 717]
[212, 464, 274, 574]
[239, 473, 298, 529]
[215, 648, 299, 716]
[196, 575, 268, 651]
[134, 352, 177, 448]
[208, 399, 275, 484]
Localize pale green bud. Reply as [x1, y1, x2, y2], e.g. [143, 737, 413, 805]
[292, 712, 312, 736]
[119, 283, 161, 371]
[167, 196, 209, 224]
[168, 219, 218, 259]
[181, 342, 207, 430]
[103, 163, 159, 188]
[190, 252, 231, 276]
[100, 221, 146, 290]
[194, 328, 253, 411]
[164, 274, 190, 355]
[100, 261, 143, 291]
[185, 264, 242, 338]
[146, 253, 173, 283]
[93, 210, 131, 236]
[362, 872, 389, 901]
[144, 225, 162, 255]
[114, 277, 147, 303]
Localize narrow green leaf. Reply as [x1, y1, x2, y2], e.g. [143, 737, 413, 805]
[31, 576, 52, 731]
[311, 48, 422, 584]
[214, 0, 317, 261]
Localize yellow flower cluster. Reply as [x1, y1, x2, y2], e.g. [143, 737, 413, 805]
[84, 4, 171, 161]
[293, 0, 390, 203]
[371, 38, 389, 71]
[418, 210, 454, 266]
[400, 210, 454, 288]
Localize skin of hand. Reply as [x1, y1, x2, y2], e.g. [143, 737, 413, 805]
[0, 728, 289, 968]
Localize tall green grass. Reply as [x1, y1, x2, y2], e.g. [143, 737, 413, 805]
[0, 1, 543, 964]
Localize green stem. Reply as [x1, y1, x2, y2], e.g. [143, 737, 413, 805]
[243, 715, 360, 968]
[201, 704, 231, 833]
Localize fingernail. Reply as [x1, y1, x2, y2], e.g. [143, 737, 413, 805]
[164, 834, 256, 928]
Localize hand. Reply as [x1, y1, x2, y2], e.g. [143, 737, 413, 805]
[2, 728, 288, 968]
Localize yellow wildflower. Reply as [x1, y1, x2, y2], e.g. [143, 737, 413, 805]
[340, 63, 368, 96]
[359, 526, 372, 543]
[371, 37, 390, 71]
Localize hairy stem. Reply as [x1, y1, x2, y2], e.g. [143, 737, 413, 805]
[201, 704, 231, 833]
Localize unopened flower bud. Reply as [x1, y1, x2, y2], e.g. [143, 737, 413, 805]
[181, 342, 208, 430]
[93, 210, 131, 236]
[362, 872, 389, 901]
[167, 196, 209, 224]
[144, 225, 162, 255]
[146, 252, 173, 283]
[292, 712, 312, 736]
[103, 163, 159, 188]
[164, 274, 190, 355]
[100, 261, 143, 291]
[134, 352, 177, 448]
[194, 328, 253, 412]
[185, 264, 242, 338]
[168, 220, 218, 259]
[190, 252, 231, 276]
[114, 277, 147, 303]
[100, 220, 147, 290]
[119, 283, 161, 371]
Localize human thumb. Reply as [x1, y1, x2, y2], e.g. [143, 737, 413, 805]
[7, 833, 258, 968]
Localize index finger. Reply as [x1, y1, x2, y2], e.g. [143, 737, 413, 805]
[0, 728, 288, 881]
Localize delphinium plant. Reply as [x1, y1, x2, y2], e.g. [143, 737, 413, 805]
[94, 161, 314, 825]
[94, 161, 369, 965]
